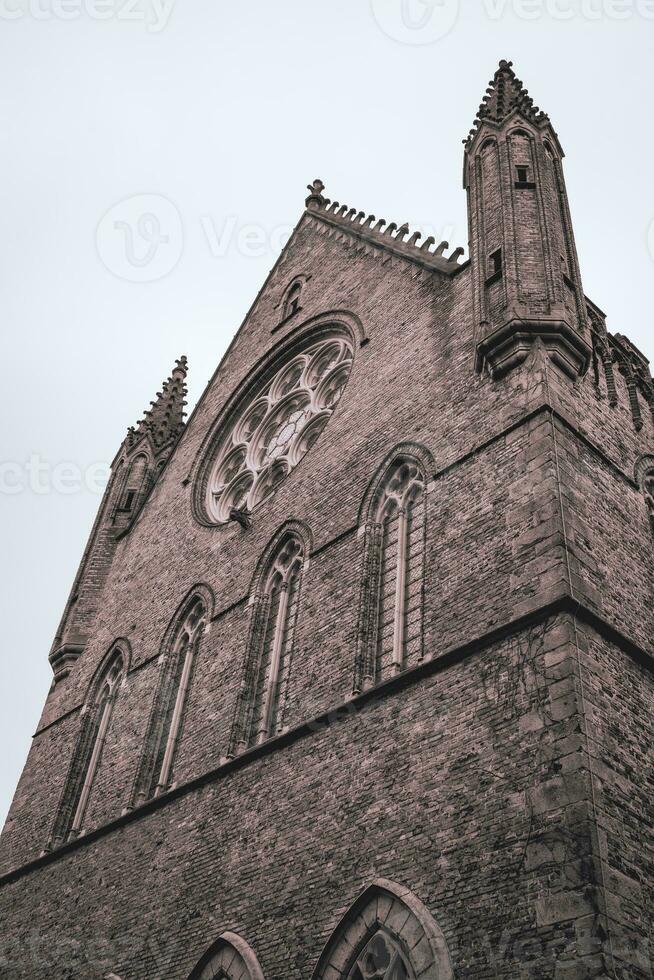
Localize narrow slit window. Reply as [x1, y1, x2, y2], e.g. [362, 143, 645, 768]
[49, 649, 127, 848]
[561, 253, 574, 287]
[229, 532, 306, 756]
[516, 165, 529, 184]
[120, 490, 136, 512]
[644, 471, 654, 534]
[355, 456, 426, 694]
[487, 248, 502, 280]
[152, 599, 206, 796]
[249, 536, 303, 746]
[130, 596, 208, 807]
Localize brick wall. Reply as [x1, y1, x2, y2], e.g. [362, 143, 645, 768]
[0, 615, 632, 980]
[0, 197, 652, 979]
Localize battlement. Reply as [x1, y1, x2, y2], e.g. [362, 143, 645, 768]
[588, 301, 654, 434]
[305, 179, 466, 275]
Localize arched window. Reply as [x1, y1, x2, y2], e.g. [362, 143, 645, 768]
[642, 468, 654, 532]
[229, 529, 307, 755]
[355, 455, 427, 693]
[347, 932, 412, 979]
[201, 331, 353, 524]
[282, 280, 302, 320]
[312, 879, 453, 980]
[111, 451, 153, 537]
[187, 932, 265, 980]
[131, 591, 210, 806]
[50, 645, 128, 847]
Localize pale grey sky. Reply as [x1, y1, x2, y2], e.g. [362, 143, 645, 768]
[1, 1, 653, 828]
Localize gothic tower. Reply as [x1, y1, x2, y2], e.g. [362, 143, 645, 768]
[47, 358, 188, 687]
[0, 63, 652, 980]
[464, 60, 590, 379]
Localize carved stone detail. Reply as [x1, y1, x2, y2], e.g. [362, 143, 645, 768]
[476, 319, 592, 380]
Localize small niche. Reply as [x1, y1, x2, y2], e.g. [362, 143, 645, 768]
[118, 489, 136, 513]
[485, 248, 503, 286]
[515, 165, 536, 189]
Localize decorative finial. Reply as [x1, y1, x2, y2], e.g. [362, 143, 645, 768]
[128, 355, 189, 455]
[305, 179, 326, 210]
[465, 59, 550, 147]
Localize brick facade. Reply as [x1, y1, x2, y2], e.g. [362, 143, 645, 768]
[0, 62, 652, 979]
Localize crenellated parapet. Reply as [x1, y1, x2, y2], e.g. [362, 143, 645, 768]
[304, 179, 465, 276]
[589, 304, 654, 435]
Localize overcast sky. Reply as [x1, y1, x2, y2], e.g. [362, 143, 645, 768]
[1, 1, 653, 828]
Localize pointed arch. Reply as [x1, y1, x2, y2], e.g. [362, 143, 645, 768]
[192, 311, 366, 529]
[635, 454, 654, 534]
[277, 273, 311, 325]
[355, 445, 433, 694]
[187, 931, 265, 980]
[312, 879, 454, 980]
[49, 640, 130, 847]
[635, 454, 654, 488]
[130, 584, 214, 806]
[111, 450, 154, 538]
[228, 521, 312, 755]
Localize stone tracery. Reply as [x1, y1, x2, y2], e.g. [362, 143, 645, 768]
[205, 336, 353, 523]
[129, 591, 211, 807]
[347, 931, 413, 980]
[355, 455, 427, 693]
[312, 879, 454, 980]
[228, 529, 307, 754]
[49, 645, 128, 847]
[643, 470, 654, 531]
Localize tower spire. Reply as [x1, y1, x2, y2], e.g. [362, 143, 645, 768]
[465, 60, 551, 147]
[128, 356, 189, 454]
[464, 60, 591, 380]
[109, 355, 189, 540]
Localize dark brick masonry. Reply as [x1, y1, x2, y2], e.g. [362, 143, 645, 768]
[0, 61, 652, 980]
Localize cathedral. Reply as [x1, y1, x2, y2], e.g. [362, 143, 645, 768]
[1, 60, 652, 979]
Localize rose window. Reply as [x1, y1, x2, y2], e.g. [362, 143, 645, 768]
[204, 335, 353, 523]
